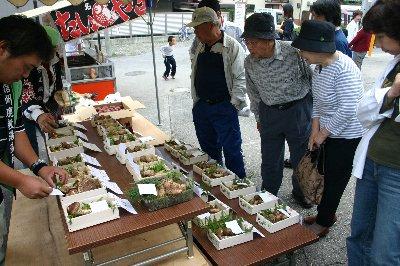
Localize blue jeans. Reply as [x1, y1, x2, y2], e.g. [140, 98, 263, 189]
[192, 100, 246, 178]
[347, 158, 400, 266]
[259, 94, 312, 196]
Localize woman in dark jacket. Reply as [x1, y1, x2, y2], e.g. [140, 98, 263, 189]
[278, 3, 294, 41]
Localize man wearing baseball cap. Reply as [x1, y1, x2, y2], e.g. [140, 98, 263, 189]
[188, 7, 247, 178]
[243, 13, 313, 207]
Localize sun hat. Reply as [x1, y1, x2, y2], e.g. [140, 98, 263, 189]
[291, 20, 336, 53]
[240, 13, 278, 40]
[43, 25, 61, 47]
[187, 7, 220, 28]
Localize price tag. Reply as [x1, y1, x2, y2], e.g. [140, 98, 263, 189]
[138, 184, 157, 195]
[193, 185, 203, 197]
[225, 220, 244, 235]
[52, 157, 58, 166]
[72, 123, 87, 131]
[50, 188, 64, 196]
[126, 154, 141, 176]
[88, 166, 110, 182]
[139, 136, 155, 143]
[81, 153, 101, 167]
[118, 143, 127, 155]
[116, 198, 137, 214]
[74, 130, 88, 141]
[252, 227, 265, 238]
[102, 181, 123, 195]
[197, 212, 211, 220]
[259, 192, 276, 203]
[82, 141, 101, 152]
[89, 200, 109, 213]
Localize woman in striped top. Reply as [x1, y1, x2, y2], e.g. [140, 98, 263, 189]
[292, 20, 365, 237]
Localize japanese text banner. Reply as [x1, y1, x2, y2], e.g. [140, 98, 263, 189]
[50, 0, 146, 41]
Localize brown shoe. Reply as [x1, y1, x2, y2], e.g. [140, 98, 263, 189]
[303, 215, 337, 226]
[306, 223, 330, 238]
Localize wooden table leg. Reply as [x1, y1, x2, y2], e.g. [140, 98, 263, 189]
[83, 250, 94, 265]
[185, 220, 194, 259]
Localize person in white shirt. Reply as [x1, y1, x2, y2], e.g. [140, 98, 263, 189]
[160, 36, 176, 80]
[346, 10, 362, 43]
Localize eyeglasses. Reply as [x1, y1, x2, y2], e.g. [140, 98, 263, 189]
[243, 39, 259, 46]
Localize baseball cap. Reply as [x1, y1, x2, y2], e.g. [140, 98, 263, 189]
[187, 7, 219, 28]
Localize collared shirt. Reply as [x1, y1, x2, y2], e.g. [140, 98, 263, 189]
[191, 33, 247, 110]
[245, 40, 312, 122]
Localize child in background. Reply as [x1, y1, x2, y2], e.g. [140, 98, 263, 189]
[160, 36, 177, 80]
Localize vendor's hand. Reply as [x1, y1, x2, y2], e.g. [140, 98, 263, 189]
[38, 166, 69, 188]
[37, 113, 57, 134]
[387, 73, 400, 99]
[17, 175, 52, 199]
[256, 122, 261, 132]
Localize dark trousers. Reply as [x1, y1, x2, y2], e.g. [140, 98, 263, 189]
[163, 56, 176, 77]
[316, 137, 361, 227]
[24, 119, 39, 155]
[192, 100, 246, 178]
[259, 93, 312, 197]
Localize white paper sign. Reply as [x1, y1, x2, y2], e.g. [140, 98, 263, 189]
[72, 123, 87, 131]
[88, 166, 110, 182]
[82, 142, 102, 152]
[193, 185, 204, 197]
[225, 220, 244, 235]
[139, 136, 155, 143]
[89, 200, 109, 213]
[102, 181, 123, 194]
[74, 130, 88, 141]
[81, 153, 101, 166]
[138, 184, 157, 196]
[116, 198, 137, 214]
[259, 192, 276, 203]
[252, 227, 265, 238]
[118, 143, 127, 155]
[126, 154, 141, 176]
[50, 188, 64, 196]
[197, 212, 211, 220]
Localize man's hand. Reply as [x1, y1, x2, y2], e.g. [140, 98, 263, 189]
[308, 130, 319, 151]
[387, 73, 400, 99]
[38, 166, 69, 188]
[37, 113, 57, 134]
[312, 128, 330, 150]
[16, 175, 52, 199]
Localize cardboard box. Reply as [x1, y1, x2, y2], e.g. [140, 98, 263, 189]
[94, 97, 138, 119]
[207, 220, 254, 250]
[193, 199, 230, 227]
[62, 193, 119, 232]
[45, 127, 77, 146]
[201, 169, 236, 187]
[239, 192, 279, 215]
[256, 206, 300, 233]
[220, 180, 257, 200]
[60, 186, 107, 205]
[126, 159, 170, 182]
[103, 136, 139, 155]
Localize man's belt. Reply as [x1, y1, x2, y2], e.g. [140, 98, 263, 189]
[269, 94, 308, 110]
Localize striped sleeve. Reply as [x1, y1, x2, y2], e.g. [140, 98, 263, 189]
[324, 69, 361, 136]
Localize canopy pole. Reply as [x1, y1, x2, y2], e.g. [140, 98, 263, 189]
[148, 7, 162, 125]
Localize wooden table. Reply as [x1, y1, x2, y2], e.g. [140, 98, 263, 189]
[158, 148, 319, 266]
[58, 121, 208, 265]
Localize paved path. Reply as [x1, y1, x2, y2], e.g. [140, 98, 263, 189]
[110, 41, 391, 265]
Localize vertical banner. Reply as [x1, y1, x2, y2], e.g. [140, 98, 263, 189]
[234, 1, 246, 32]
[50, 0, 146, 42]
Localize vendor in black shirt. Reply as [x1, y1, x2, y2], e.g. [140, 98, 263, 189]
[0, 15, 69, 264]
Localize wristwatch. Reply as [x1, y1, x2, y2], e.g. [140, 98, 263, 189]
[30, 159, 48, 176]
